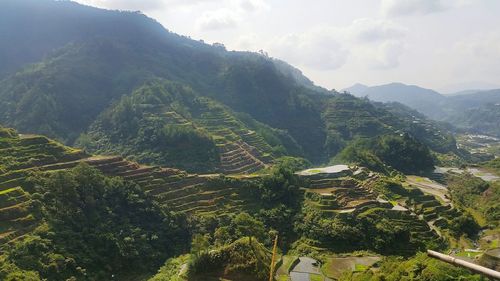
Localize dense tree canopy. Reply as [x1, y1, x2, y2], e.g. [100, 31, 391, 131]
[1, 164, 189, 280]
[336, 133, 435, 174]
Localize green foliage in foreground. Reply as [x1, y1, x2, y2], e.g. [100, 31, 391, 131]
[338, 252, 484, 281]
[258, 158, 303, 208]
[188, 237, 271, 281]
[150, 237, 271, 281]
[335, 133, 435, 174]
[0, 164, 189, 280]
[149, 254, 190, 281]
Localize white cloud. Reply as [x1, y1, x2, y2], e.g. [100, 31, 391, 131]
[239, 0, 269, 13]
[382, 0, 446, 17]
[381, 0, 473, 17]
[365, 40, 405, 69]
[351, 18, 406, 42]
[233, 33, 260, 51]
[447, 33, 500, 74]
[194, 0, 269, 31]
[268, 18, 407, 71]
[197, 9, 239, 31]
[270, 30, 349, 70]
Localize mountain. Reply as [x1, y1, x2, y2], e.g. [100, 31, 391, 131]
[77, 79, 296, 173]
[341, 83, 368, 95]
[438, 81, 500, 94]
[345, 83, 500, 137]
[444, 89, 487, 96]
[0, 0, 177, 79]
[344, 82, 447, 119]
[0, 0, 329, 162]
[443, 90, 500, 137]
[0, 2, 494, 279]
[446, 89, 500, 108]
[0, 0, 462, 173]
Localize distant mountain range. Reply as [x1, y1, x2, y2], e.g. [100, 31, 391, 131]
[343, 83, 500, 137]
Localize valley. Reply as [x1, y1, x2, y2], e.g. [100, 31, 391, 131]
[0, 1, 499, 280]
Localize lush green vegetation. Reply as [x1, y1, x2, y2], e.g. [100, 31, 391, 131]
[0, 0, 463, 171]
[188, 237, 271, 281]
[150, 237, 271, 281]
[295, 206, 440, 256]
[0, 164, 189, 280]
[483, 158, 500, 174]
[0, 1, 496, 280]
[76, 79, 307, 173]
[335, 133, 435, 174]
[0, 127, 83, 173]
[77, 80, 222, 172]
[0, 125, 486, 280]
[338, 253, 483, 280]
[443, 92, 500, 137]
[446, 172, 499, 226]
[321, 94, 458, 160]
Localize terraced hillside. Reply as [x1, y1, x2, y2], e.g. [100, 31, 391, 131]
[193, 98, 274, 174]
[39, 156, 259, 216]
[321, 95, 458, 157]
[303, 167, 461, 241]
[296, 167, 442, 254]
[79, 80, 278, 174]
[301, 169, 392, 215]
[0, 127, 262, 248]
[0, 128, 86, 245]
[403, 176, 467, 240]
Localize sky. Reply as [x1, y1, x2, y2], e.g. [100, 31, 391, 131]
[74, 0, 500, 93]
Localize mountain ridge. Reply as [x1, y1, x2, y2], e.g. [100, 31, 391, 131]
[0, 0, 462, 171]
[343, 82, 500, 137]
[0, 1, 496, 280]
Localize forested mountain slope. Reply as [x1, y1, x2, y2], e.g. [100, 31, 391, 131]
[0, 0, 461, 172]
[0, 1, 496, 280]
[77, 79, 290, 173]
[0, 0, 183, 79]
[0, 0, 327, 163]
[443, 90, 500, 137]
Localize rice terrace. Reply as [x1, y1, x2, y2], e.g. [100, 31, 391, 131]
[0, 0, 500, 280]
